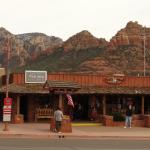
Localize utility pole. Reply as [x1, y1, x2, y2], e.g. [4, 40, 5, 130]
[143, 27, 146, 76]
[3, 38, 11, 131]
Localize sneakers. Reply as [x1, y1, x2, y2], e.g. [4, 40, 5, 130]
[124, 126, 132, 128]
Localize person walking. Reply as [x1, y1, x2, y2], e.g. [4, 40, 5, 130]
[54, 107, 63, 133]
[124, 104, 133, 128]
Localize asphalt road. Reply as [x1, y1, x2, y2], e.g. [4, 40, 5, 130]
[0, 138, 150, 150]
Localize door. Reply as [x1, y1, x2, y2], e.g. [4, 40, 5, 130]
[20, 95, 28, 122]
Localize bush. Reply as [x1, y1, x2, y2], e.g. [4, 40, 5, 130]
[112, 111, 125, 122]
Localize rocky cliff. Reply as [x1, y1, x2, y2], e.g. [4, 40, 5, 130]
[104, 21, 150, 75]
[0, 28, 63, 67]
[61, 21, 150, 75]
[1, 21, 150, 76]
[108, 21, 150, 50]
[63, 30, 108, 52]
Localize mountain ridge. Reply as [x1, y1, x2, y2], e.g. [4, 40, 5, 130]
[0, 21, 150, 76]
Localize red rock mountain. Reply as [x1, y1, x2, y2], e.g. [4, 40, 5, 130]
[1, 21, 150, 76]
[67, 21, 150, 75]
[0, 28, 63, 67]
[104, 21, 150, 75]
[63, 30, 108, 52]
[108, 21, 150, 50]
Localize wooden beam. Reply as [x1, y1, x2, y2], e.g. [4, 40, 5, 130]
[141, 95, 145, 115]
[17, 95, 20, 115]
[59, 94, 63, 109]
[102, 95, 106, 115]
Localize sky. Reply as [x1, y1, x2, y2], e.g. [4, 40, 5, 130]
[0, 0, 150, 41]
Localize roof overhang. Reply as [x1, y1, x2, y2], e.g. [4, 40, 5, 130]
[0, 83, 150, 95]
[43, 80, 81, 93]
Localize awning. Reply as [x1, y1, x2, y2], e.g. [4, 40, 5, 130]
[0, 83, 150, 95]
[77, 86, 150, 95]
[43, 80, 81, 89]
[0, 83, 48, 94]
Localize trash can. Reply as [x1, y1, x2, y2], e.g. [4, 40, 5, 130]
[14, 114, 24, 124]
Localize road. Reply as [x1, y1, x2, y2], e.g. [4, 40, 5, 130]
[0, 138, 150, 150]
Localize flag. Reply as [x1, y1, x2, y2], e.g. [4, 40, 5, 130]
[66, 94, 74, 108]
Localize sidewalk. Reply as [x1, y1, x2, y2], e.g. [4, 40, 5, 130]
[0, 123, 150, 139]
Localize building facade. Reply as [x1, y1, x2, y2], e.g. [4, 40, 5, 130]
[0, 73, 150, 124]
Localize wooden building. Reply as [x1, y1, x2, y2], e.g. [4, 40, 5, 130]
[0, 72, 150, 124]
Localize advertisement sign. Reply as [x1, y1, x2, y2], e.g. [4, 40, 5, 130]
[3, 115, 11, 122]
[4, 97, 12, 106]
[3, 98, 12, 122]
[3, 105, 11, 121]
[25, 70, 47, 83]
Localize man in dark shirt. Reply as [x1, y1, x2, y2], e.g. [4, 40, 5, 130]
[124, 105, 133, 128]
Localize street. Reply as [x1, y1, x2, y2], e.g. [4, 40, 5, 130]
[0, 138, 150, 150]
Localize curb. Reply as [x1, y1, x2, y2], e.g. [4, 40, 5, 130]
[0, 133, 150, 140]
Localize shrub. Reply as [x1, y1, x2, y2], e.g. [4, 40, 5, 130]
[112, 111, 125, 122]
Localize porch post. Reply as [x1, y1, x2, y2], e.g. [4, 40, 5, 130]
[16, 95, 20, 115]
[59, 94, 63, 110]
[141, 95, 145, 115]
[102, 95, 106, 115]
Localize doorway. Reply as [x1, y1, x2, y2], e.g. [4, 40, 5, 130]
[73, 95, 89, 121]
[20, 95, 28, 122]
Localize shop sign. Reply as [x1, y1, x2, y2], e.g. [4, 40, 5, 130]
[25, 70, 47, 83]
[4, 97, 12, 106]
[104, 74, 125, 85]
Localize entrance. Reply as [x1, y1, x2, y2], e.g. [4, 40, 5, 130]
[20, 95, 28, 122]
[73, 95, 89, 121]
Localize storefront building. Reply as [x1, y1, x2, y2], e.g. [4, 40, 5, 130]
[0, 73, 150, 125]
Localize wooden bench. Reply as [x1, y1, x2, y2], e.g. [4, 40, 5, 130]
[35, 108, 53, 122]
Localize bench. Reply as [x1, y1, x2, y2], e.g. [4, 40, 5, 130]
[35, 108, 53, 122]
